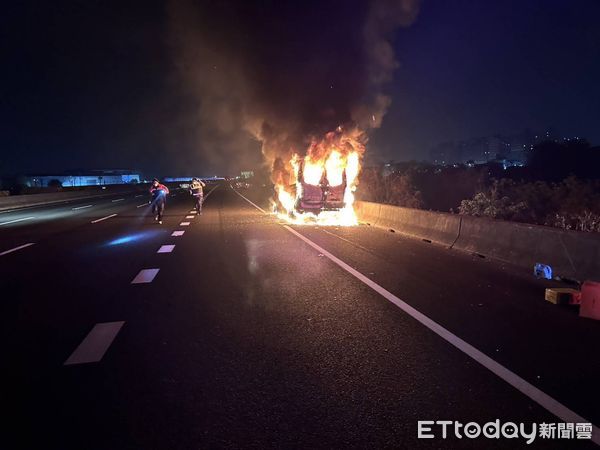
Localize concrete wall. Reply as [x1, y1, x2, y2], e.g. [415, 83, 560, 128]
[354, 200, 600, 282]
[354, 201, 461, 247]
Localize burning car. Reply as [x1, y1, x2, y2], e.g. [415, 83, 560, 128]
[272, 128, 364, 225]
[295, 160, 347, 214]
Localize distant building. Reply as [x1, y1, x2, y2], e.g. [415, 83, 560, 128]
[21, 169, 141, 187]
[429, 128, 558, 166]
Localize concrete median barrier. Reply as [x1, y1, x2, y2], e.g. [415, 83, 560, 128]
[355, 201, 461, 247]
[452, 215, 600, 281]
[355, 200, 600, 281]
[354, 201, 381, 226]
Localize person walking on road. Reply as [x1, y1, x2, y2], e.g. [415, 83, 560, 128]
[189, 177, 206, 214]
[149, 178, 170, 224]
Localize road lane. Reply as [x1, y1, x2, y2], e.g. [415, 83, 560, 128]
[1, 186, 206, 371]
[2, 184, 598, 449]
[0, 189, 142, 216]
[116, 187, 597, 448]
[293, 224, 600, 427]
[0, 187, 183, 251]
[238, 186, 600, 432]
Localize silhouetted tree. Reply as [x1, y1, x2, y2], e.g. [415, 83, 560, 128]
[527, 139, 594, 181]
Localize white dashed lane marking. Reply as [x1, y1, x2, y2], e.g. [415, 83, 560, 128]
[180, 222, 190, 226]
[185, 215, 195, 219]
[157, 245, 175, 253]
[111, 198, 125, 203]
[0, 216, 35, 226]
[71, 204, 93, 210]
[136, 203, 148, 208]
[171, 231, 185, 236]
[131, 268, 160, 284]
[91, 213, 118, 224]
[0, 243, 35, 256]
[64, 321, 125, 365]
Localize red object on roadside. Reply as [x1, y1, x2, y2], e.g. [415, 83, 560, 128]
[580, 281, 600, 320]
[570, 291, 582, 305]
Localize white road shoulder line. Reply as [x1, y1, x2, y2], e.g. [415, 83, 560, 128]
[232, 189, 266, 213]
[131, 268, 160, 284]
[64, 321, 125, 365]
[204, 184, 219, 199]
[72, 204, 93, 210]
[91, 213, 118, 224]
[0, 242, 35, 256]
[171, 231, 185, 236]
[111, 198, 125, 203]
[234, 189, 600, 442]
[0, 216, 35, 226]
[180, 222, 190, 226]
[157, 245, 175, 253]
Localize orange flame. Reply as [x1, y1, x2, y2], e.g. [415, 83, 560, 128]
[273, 127, 365, 226]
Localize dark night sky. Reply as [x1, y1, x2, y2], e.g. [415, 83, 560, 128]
[2, 0, 599, 175]
[372, 0, 600, 161]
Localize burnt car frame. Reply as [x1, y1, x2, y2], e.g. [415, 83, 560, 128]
[294, 161, 347, 214]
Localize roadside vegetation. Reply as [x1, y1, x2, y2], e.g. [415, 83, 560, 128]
[358, 140, 600, 232]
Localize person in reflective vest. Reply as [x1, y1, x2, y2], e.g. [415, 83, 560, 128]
[189, 177, 206, 214]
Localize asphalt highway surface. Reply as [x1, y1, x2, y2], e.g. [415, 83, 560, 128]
[1, 182, 599, 449]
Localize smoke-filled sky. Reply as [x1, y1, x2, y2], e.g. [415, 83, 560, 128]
[2, 0, 599, 176]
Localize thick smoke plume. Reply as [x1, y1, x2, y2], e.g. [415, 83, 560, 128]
[167, 0, 419, 176]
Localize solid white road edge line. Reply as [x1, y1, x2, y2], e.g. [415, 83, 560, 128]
[0, 216, 35, 226]
[0, 242, 35, 256]
[64, 321, 125, 365]
[204, 184, 218, 199]
[91, 213, 118, 224]
[233, 188, 600, 443]
[232, 188, 266, 213]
